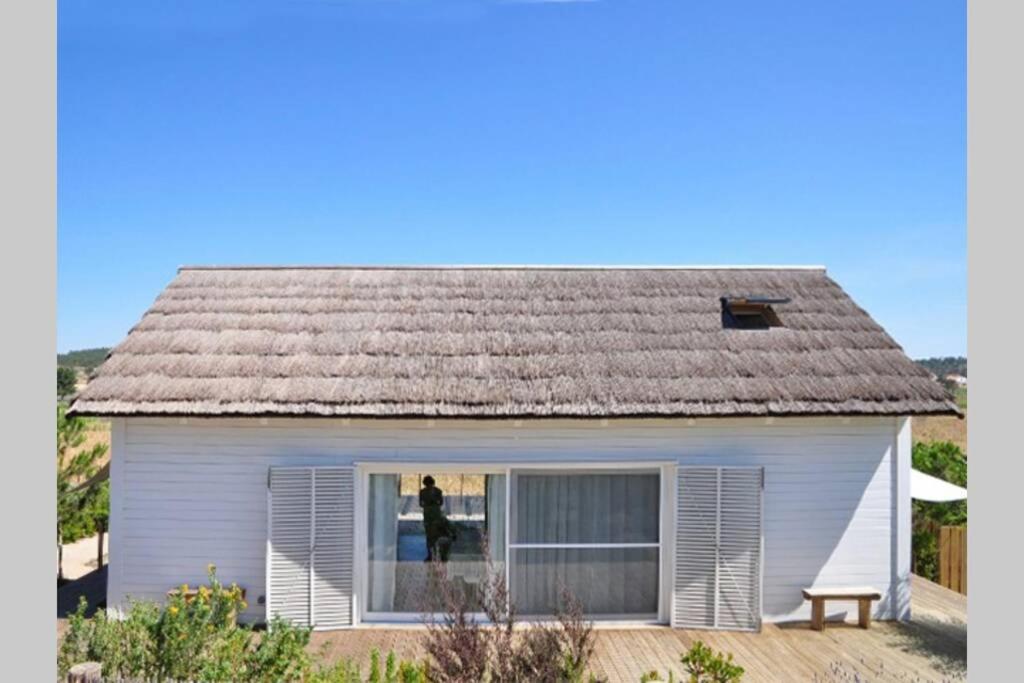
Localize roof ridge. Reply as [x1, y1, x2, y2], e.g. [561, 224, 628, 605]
[177, 264, 829, 272]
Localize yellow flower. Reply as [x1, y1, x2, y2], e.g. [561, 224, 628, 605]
[240, 601, 248, 610]
[207, 563, 216, 574]
[168, 606, 179, 615]
[180, 584, 189, 593]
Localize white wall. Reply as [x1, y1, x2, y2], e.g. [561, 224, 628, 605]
[108, 416, 908, 625]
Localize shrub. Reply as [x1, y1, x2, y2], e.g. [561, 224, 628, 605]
[58, 564, 316, 682]
[57, 404, 109, 580]
[422, 536, 602, 683]
[639, 641, 743, 683]
[57, 365, 78, 398]
[912, 441, 967, 580]
[679, 641, 744, 683]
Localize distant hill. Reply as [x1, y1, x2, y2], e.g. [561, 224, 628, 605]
[915, 356, 967, 379]
[58, 347, 111, 370]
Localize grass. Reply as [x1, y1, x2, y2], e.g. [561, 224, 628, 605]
[914, 415, 966, 452]
[913, 387, 967, 452]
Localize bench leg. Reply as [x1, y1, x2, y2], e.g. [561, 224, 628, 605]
[811, 598, 824, 631]
[858, 599, 872, 629]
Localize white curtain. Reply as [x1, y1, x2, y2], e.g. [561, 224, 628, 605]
[486, 474, 506, 566]
[368, 474, 400, 612]
[511, 471, 660, 616]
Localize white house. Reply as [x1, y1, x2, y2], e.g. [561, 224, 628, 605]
[70, 266, 959, 632]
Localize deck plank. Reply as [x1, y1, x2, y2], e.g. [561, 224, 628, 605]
[308, 576, 965, 682]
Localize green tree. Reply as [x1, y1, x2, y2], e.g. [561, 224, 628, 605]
[911, 441, 967, 580]
[57, 404, 108, 581]
[57, 366, 77, 398]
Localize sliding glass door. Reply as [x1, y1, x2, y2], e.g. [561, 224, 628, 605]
[509, 469, 661, 619]
[363, 466, 662, 622]
[364, 472, 506, 617]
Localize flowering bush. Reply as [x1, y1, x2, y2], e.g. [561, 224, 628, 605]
[59, 564, 427, 681]
[59, 565, 318, 681]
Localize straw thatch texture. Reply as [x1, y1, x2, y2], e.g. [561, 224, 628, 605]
[70, 267, 959, 418]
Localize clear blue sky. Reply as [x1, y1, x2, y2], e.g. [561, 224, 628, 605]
[58, 0, 965, 358]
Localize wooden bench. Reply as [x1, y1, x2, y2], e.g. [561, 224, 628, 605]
[801, 587, 882, 630]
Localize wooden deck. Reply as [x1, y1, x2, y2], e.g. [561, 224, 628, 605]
[312, 576, 966, 682]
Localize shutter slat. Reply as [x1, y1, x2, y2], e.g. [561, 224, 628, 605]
[268, 466, 356, 630]
[268, 468, 313, 626]
[673, 466, 762, 631]
[717, 468, 762, 631]
[673, 467, 718, 628]
[312, 467, 356, 629]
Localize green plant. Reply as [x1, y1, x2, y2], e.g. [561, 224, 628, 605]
[678, 641, 743, 683]
[57, 404, 109, 580]
[58, 365, 78, 398]
[397, 660, 428, 683]
[58, 564, 319, 682]
[385, 650, 398, 683]
[911, 441, 967, 580]
[422, 537, 602, 682]
[639, 671, 679, 683]
[59, 596, 160, 678]
[368, 648, 382, 683]
[306, 653, 424, 683]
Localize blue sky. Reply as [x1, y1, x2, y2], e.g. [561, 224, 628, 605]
[58, 0, 965, 358]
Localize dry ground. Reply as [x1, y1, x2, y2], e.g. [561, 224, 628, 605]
[913, 415, 967, 452]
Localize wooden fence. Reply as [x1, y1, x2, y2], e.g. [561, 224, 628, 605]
[938, 525, 967, 595]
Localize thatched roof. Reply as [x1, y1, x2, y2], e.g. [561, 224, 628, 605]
[70, 266, 959, 418]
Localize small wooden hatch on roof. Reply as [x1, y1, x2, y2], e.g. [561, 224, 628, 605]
[721, 296, 791, 329]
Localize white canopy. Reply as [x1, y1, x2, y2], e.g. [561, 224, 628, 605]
[911, 468, 967, 502]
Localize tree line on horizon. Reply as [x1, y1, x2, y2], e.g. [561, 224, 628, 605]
[914, 356, 967, 379]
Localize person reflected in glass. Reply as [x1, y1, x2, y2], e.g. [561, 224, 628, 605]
[419, 475, 448, 562]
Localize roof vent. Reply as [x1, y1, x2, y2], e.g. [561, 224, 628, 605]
[721, 296, 790, 329]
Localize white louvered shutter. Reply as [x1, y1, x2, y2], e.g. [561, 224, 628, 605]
[674, 467, 719, 628]
[673, 466, 763, 631]
[268, 467, 313, 626]
[312, 467, 356, 629]
[268, 466, 356, 629]
[716, 468, 763, 631]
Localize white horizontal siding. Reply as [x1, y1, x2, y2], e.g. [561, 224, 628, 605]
[110, 416, 903, 624]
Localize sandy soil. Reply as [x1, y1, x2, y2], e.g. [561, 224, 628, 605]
[61, 533, 108, 581]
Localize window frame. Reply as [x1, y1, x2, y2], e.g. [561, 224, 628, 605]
[508, 467, 663, 619]
[354, 461, 673, 626]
